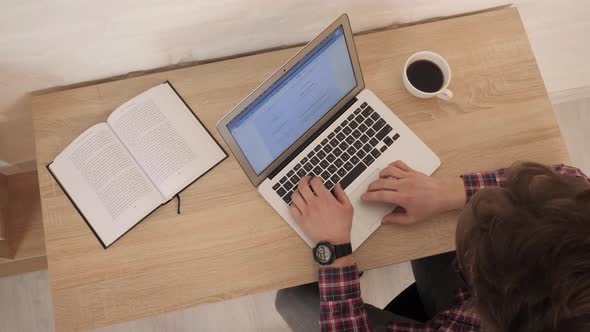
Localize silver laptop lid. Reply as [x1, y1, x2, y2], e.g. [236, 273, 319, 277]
[217, 14, 365, 186]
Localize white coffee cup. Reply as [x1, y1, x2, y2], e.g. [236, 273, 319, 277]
[403, 51, 453, 101]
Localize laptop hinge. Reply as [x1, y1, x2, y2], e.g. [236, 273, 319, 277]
[268, 96, 358, 180]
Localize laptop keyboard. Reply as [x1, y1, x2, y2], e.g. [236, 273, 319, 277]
[272, 102, 401, 205]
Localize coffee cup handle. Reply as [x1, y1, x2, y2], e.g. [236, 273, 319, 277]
[436, 89, 453, 101]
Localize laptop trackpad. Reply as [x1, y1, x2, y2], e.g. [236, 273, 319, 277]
[348, 168, 395, 249]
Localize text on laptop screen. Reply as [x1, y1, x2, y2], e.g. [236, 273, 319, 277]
[227, 26, 357, 175]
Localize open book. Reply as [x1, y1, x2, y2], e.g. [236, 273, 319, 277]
[48, 82, 227, 248]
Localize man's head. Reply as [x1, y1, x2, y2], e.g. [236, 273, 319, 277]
[456, 162, 590, 331]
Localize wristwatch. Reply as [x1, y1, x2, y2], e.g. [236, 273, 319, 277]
[313, 241, 352, 265]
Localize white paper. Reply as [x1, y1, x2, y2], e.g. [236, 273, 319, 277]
[49, 123, 163, 247]
[108, 83, 226, 200]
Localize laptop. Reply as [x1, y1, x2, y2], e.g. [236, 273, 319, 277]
[217, 14, 440, 250]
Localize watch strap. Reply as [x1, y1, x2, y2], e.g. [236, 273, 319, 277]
[333, 243, 352, 259]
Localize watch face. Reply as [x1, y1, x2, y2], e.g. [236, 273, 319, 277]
[316, 244, 332, 264]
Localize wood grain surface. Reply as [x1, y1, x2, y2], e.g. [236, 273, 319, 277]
[31, 7, 569, 331]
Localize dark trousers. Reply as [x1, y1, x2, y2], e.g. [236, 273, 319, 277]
[275, 251, 465, 331]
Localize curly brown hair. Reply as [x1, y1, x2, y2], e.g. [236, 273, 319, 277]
[456, 162, 590, 332]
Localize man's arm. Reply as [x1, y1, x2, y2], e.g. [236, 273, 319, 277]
[461, 168, 507, 202]
[362, 161, 589, 225]
[319, 257, 370, 332]
[462, 164, 589, 201]
[289, 176, 370, 332]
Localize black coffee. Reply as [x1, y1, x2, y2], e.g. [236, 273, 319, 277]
[406, 60, 444, 93]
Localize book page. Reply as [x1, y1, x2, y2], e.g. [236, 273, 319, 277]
[49, 123, 164, 247]
[107, 83, 226, 200]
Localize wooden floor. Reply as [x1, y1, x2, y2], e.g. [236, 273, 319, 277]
[1, 1, 589, 331]
[0, 262, 415, 331]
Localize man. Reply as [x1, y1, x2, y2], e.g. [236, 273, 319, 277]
[276, 161, 590, 331]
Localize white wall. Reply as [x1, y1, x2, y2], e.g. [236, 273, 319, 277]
[516, 0, 590, 94]
[0, 0, 510, 170]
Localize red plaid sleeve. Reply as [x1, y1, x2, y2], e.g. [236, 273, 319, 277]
[552, 164, 590, 181]
[461, 164, 589, 202]
[461, 168, 507, 201]
[318, 265, 370, 332]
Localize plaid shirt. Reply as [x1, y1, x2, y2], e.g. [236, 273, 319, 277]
[319, 164, 589, 332]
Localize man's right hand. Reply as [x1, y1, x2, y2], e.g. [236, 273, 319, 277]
[361, 160, 466, 225]
[289, 176, 353, 246]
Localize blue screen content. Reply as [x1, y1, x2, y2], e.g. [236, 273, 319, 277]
[227, 26, 357, 175]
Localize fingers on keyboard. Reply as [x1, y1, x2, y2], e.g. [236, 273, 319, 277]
[273, 101, 401, 204]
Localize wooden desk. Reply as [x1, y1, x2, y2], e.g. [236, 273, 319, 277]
[32, 7, 568, 331]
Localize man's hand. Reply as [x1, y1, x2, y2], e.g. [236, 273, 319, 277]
[290, 176, 353, 245]
[361, 160, 465, 225]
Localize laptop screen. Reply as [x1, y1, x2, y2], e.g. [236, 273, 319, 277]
[227, 26, 357, 175]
